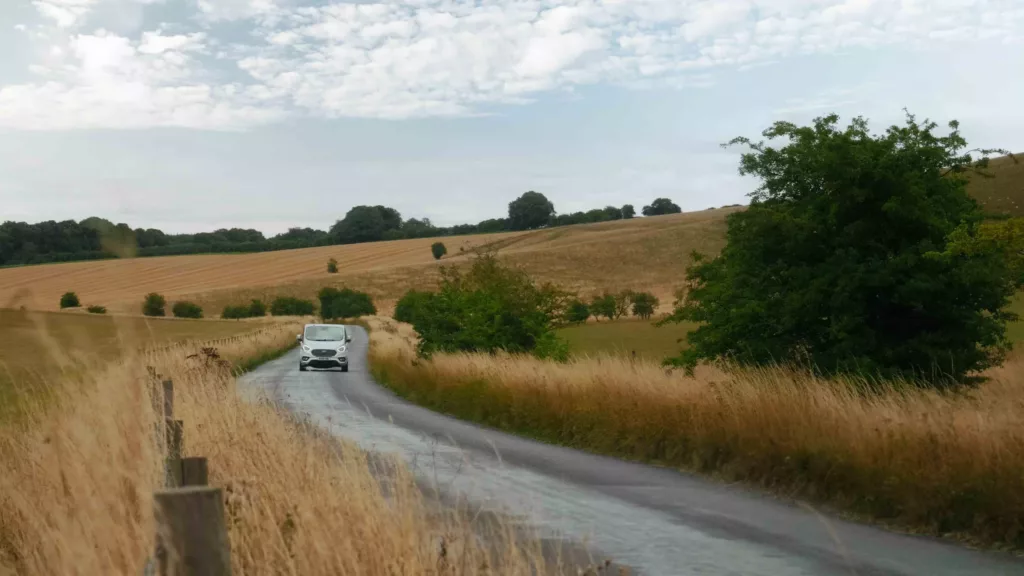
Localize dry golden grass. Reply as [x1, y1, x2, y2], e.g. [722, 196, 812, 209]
[366, 317, 1024, 550]
[0, 323, 578, 575]
[0, 208, 736, 316]
[0, 308, 269, 384]
[967, 153, 1024, 217]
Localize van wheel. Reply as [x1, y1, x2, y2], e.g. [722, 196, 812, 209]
[299, 364, 307, 372]
[341, 366, 349, 373]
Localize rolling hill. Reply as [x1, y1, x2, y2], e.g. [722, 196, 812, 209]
[0, 154, 1019, 317]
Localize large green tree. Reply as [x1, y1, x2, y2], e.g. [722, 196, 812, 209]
[641, 198, 681, 216]
[329, 205, 403, 244]
[508, 191, 555, 230]
[663, 112, 1014, 385]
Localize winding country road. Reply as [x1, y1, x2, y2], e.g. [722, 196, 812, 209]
[239, 327, 1024, 576]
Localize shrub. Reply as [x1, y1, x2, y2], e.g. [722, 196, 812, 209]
[319, 287, 376, 320]
[59, 292, 80, 309]
[224, 299, 268, 319]
[86, 305, 106, 314]
[664, 112, 1015, 385]
[248, 299, 267, 317]
[565, 300, 591, 325]
[393, 290, 433, 325]
[533, 331, 570, 362]
[270, 296, 316, 316]
[327, 258, 339, 274]
[431, 242, 447, 260]
[142, 293, 166, 317]
[407, 253, 570, 358]
[222, 305, 250, 319]
[630, 292, 660, 319]
[172, 301, 203, 319]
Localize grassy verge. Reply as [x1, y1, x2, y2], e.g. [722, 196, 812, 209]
[367, 317, 1024, 551]
[0, 321, 571, 575]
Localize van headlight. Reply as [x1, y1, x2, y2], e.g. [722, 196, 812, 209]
[337, 345, 346, 354]
[302, 345, 311, 353]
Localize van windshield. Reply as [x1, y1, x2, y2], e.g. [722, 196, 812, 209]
[304, 325, 346, 342]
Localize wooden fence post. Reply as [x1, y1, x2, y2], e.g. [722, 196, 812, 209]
[165, 420, 184, 487]
[162, 380, 174, 420]
[154, 487, 231, 576]
[180, 457, 209, 487]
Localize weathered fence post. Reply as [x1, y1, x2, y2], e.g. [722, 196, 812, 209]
[162, 380, 174, 420]
[180, 457, 209, 487]
[154, 487, 231, 576]
[165, 419, 184, 486]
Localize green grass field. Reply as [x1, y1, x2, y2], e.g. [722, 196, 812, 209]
[557, 317, 696, 361]
[564, 293, 1024, 362]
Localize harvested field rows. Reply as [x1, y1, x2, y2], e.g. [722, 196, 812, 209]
[0, 232, 523, 314]
[0, 209, 737, 315]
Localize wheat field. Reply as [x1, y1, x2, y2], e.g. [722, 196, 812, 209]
[0, 209, 736, 316]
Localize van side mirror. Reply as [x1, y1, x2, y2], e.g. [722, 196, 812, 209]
[346, 335, 352, 342]
[296, 334, 302, 343]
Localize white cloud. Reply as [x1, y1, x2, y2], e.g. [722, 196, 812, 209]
[138, 32, 205, 55]
[3, 0, 1024, 129]
[32, 0, 99, 28]
[0, 30, 284, 129]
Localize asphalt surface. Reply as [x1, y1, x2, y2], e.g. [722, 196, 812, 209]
[240, 327, 1024, 576]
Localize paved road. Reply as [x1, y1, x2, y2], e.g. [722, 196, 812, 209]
[240, 327, 1024, 576]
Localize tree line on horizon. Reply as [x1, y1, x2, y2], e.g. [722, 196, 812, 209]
[0, 194, 684, 267]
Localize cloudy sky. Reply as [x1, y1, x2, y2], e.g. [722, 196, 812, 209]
[1, 0, 1022, 235]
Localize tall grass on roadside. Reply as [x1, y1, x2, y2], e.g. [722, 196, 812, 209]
[0, 323, 565, 575]
[367, 317, 1024, 550]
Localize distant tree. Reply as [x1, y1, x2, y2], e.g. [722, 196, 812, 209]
[86, 305, 106, 314]
[589, 293, 617, 321]
[402, 218, 436, 238]
[630, 291, 659, 319]
[327, 258, 339, 273]
[565, 300, 591, 325]
[642, 198, 682, 216]
[602, 206, 623, 221]
[376, 206, 403, 233]
[662, 112, 1015, 385]
[476, 218, 509, 233]
[270, 227, 328, 247]
[248, 299, 267, 317]
[142, 293, 166, 317]
[59, 292, 80, 309]
[431, 242, 447, 260]
[270, 297, 316, 316]
[613, 290, 633, 319]
[621, 204, 636, 219]
[172, 301, 203, 319]
[329, 205, 402, 244]
[508, 191, 555, 230]
[318, 287, 376, 319]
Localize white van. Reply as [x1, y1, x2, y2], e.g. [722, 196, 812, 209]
[297, 323, 351, 372]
